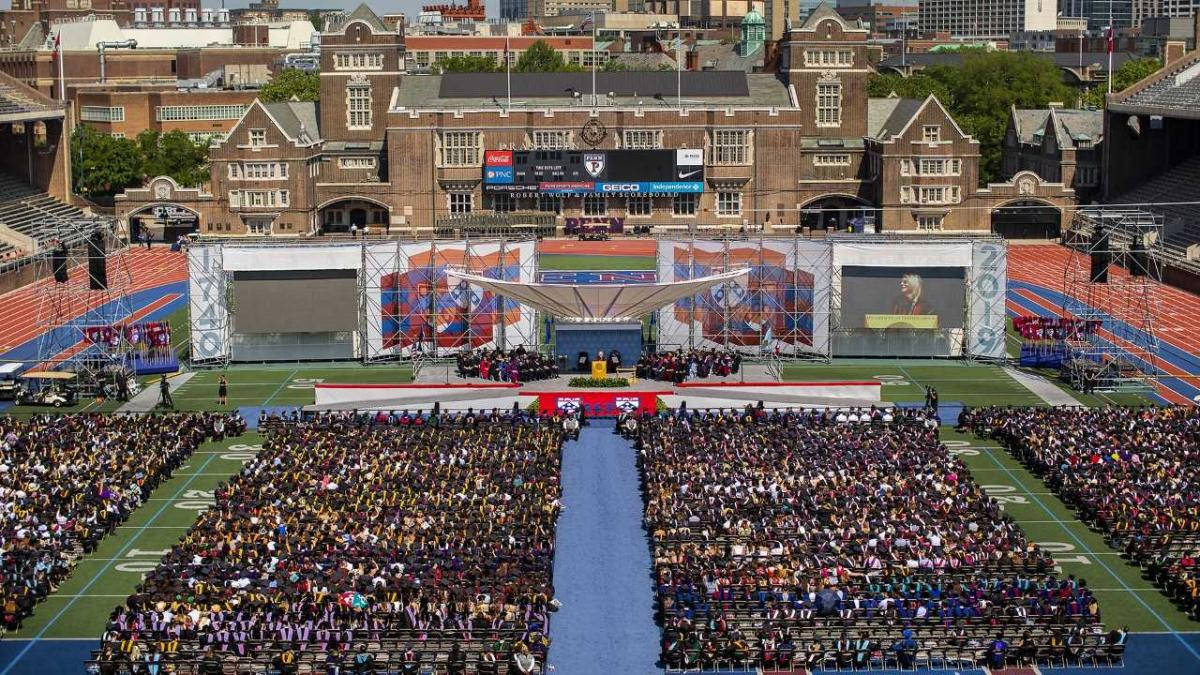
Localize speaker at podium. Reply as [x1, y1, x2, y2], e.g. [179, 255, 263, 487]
[591, 359, 607, 380]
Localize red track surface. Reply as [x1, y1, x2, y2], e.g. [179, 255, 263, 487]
[0, 248, 185, 353]
[1008, 244, 1200, 368]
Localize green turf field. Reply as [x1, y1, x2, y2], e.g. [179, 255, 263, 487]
[944, 428, 1200, 633]
[10, 433, 263, 639]
[781, 359, 1154, 407]
[538, 253, 657, 271]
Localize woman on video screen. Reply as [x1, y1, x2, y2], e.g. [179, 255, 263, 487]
[891, 272, 929, 315]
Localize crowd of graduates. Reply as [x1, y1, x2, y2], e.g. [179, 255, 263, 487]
[635, 406, 1120, 671]
[0, 413, 244, 635]
[635, 349, 742, 383]
[92, 410, 563, 674]
[963, 405, 1200, 620]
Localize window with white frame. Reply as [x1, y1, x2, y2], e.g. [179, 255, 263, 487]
[673, 193, 698, 216]
[621, 129, 663, 149]
[916, 185, 959, 205]
[490, 192, 515, 213]
[816, 83, 841, 127]
[236, 190, 288, 208]
[716, 191, 741, 217]
[803, 49, 853, 68]
[248, 129, 266, 147]
[712, 129, 750, 165]
[1076, 165, 1098, 186]
[814, 154, 850, 166]
[583, 194, 607, 216]
[538, 194, 562, 214]
[347, 84, 372, 130]
[236, 162, 287, 179]
[530, 130, 572, 149]
[80, 106, 124, 122]
[339, 156, 377, 169]
[334, 52, 384, 70]
[246, 217, 273, 235]
[439, 131, 482, 167]
[627, 195, 652, 216]
[157, 104, 247, 122]
[917, 215, 944, 230]
[449, 192, 473, 214]
[914, 158, 961, 176]
[922, 125, 941, 143]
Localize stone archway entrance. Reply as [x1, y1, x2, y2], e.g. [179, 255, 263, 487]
[318, 197, 391, 234]
[991, 200, 1063, 239]
[800, 195, 877, 232]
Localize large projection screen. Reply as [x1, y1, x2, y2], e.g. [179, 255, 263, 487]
[839, 266, 966, 330]
[232, 270, 359, 334]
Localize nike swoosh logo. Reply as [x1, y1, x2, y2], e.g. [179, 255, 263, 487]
[678, 169, 702, 178]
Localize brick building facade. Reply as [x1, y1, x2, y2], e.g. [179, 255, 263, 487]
[115, 3, 1076, 236]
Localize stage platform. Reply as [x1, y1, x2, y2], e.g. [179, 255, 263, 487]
[310, 376, 885, 415]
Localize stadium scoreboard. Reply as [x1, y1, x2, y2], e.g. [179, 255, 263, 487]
[483, 149, 704, 195]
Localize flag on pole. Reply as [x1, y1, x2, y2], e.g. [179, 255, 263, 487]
[51, 31, 59, 61]
[1106, 26, 1113, 54]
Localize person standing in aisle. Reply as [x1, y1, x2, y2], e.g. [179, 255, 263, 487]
[217, 375, 228, 406]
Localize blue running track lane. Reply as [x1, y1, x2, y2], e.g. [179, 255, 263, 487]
[547, 420, 661, 675]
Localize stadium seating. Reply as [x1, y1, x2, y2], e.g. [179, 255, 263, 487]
[1111, 156, 1200, 249]
[0, 172, 96, 254]
[636, 408, 1122, 672]
[0, 413, 243, 635]
[962, 406, 1200, 621]
[90, 412, 562, 675]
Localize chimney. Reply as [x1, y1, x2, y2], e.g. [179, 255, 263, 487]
[686, 48, 698, 71]
[1165, 39, 1186, 64]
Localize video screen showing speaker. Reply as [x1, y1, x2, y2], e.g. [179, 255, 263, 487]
[840, 266, 966, 329]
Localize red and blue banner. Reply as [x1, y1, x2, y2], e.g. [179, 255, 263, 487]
[537, 270, 658, 285]
[536, 390, 666, 417]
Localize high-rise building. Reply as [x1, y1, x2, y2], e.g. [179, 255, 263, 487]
[1058, 0, 1140, 31]
[919, 0, 1056, 39]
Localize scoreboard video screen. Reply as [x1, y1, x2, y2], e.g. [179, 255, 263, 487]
[483, 149, 704, 195]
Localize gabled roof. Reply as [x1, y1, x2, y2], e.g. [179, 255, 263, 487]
[262, 101, 321, 145]
[1010, 107, 1050, 144]
[1009, 107, 1102, 148]
[330, 3, 390, 34]
[867, 97, 923, 140]
[798, 2, 848, 31]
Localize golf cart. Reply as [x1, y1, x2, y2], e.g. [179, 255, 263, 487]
[15, 371, 79, 407]
[0, 362, 21, 400]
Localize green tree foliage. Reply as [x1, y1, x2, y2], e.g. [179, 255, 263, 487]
[516, 40, 584, 72]
[867, 51, 1074, 183]
[71, 126, 144, 203]
[258, 68, 320, 103]
[1081, 58, 1161, 108]
[136, 130, 210, 188]
[435, 54, 502, 73]
[307, 10, 324, 32]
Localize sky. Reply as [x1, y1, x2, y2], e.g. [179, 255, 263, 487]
[216, 0, 501, 17]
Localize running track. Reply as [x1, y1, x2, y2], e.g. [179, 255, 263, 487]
[1007, 244, 1200, 404]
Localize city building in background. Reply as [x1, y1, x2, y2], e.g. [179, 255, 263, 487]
[919, 0, 1055, 40]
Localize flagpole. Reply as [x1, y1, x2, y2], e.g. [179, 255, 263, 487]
[505, 37, 511, 110]
[1107, 1, 1113, 94]
[676, 35, 682, 108]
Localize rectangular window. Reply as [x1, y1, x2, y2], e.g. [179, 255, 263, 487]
[817, 83, 841, 127]
[814, 154, 850, 166]
[530, 130, 572, 150]
[915, 158, 961, 176]
[334, 52, 384, 70]
[339, 157, 377, 169]
[712, 129, 750, 165]
[439, 131, 482, 167]
[187, 131, 226, 145]
[491, 192, 515, 213]
[538, 194, 562, 214]
[583, 194, 607, 216]
[626, 195, 652, 216]
[80, 105, 124, 122]
[922, 125, 941, 143]
[1076, 166, 1098, 186]
[716, 191, 741, 217]
[803, 49, 854, 67]
[621, 129, 662, 149]
[249, 129, 266, 147]
[673, 193, 698, 216]
[156, 104, 247, 122]
[917, 186, 959, 205]
[246, 218, 272, 235]
[449, 192, 473, 214]
[917, 215, 944, 230]
[347, 85, 372, 130]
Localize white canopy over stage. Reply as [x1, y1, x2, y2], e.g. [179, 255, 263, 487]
[445, 267, 750, 322]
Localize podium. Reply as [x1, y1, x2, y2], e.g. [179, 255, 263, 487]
[591, 361, 608, 379]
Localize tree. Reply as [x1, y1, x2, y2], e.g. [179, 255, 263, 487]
[136, 130, 210, 188]
[1082, 58, 1160, 108]
[435, 54, 502, 73]
[71, 126, 144, 203]
[866, 71, 951, 102]
[515, 40, 584, 72]
[259, 68, 319, 103]
[307, 10, 324, 32]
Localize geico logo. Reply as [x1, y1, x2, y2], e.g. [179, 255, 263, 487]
[601, 184, 641, 192]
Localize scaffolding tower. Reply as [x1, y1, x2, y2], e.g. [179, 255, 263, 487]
[30, 219, 135, 391]
[1061, 208, 1163, 393]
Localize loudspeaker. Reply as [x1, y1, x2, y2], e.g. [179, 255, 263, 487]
[1129, 236, 1148, 277]
[52, 244, 68, 283]
[1090, 230, 1109, 283]
[87, 231, 107, 290]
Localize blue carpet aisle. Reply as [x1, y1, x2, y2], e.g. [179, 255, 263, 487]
[548, 420, 661, 675]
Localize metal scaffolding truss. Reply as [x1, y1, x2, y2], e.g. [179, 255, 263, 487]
[32, 221, 135, 383]
[1061, 209, 1163, 392]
